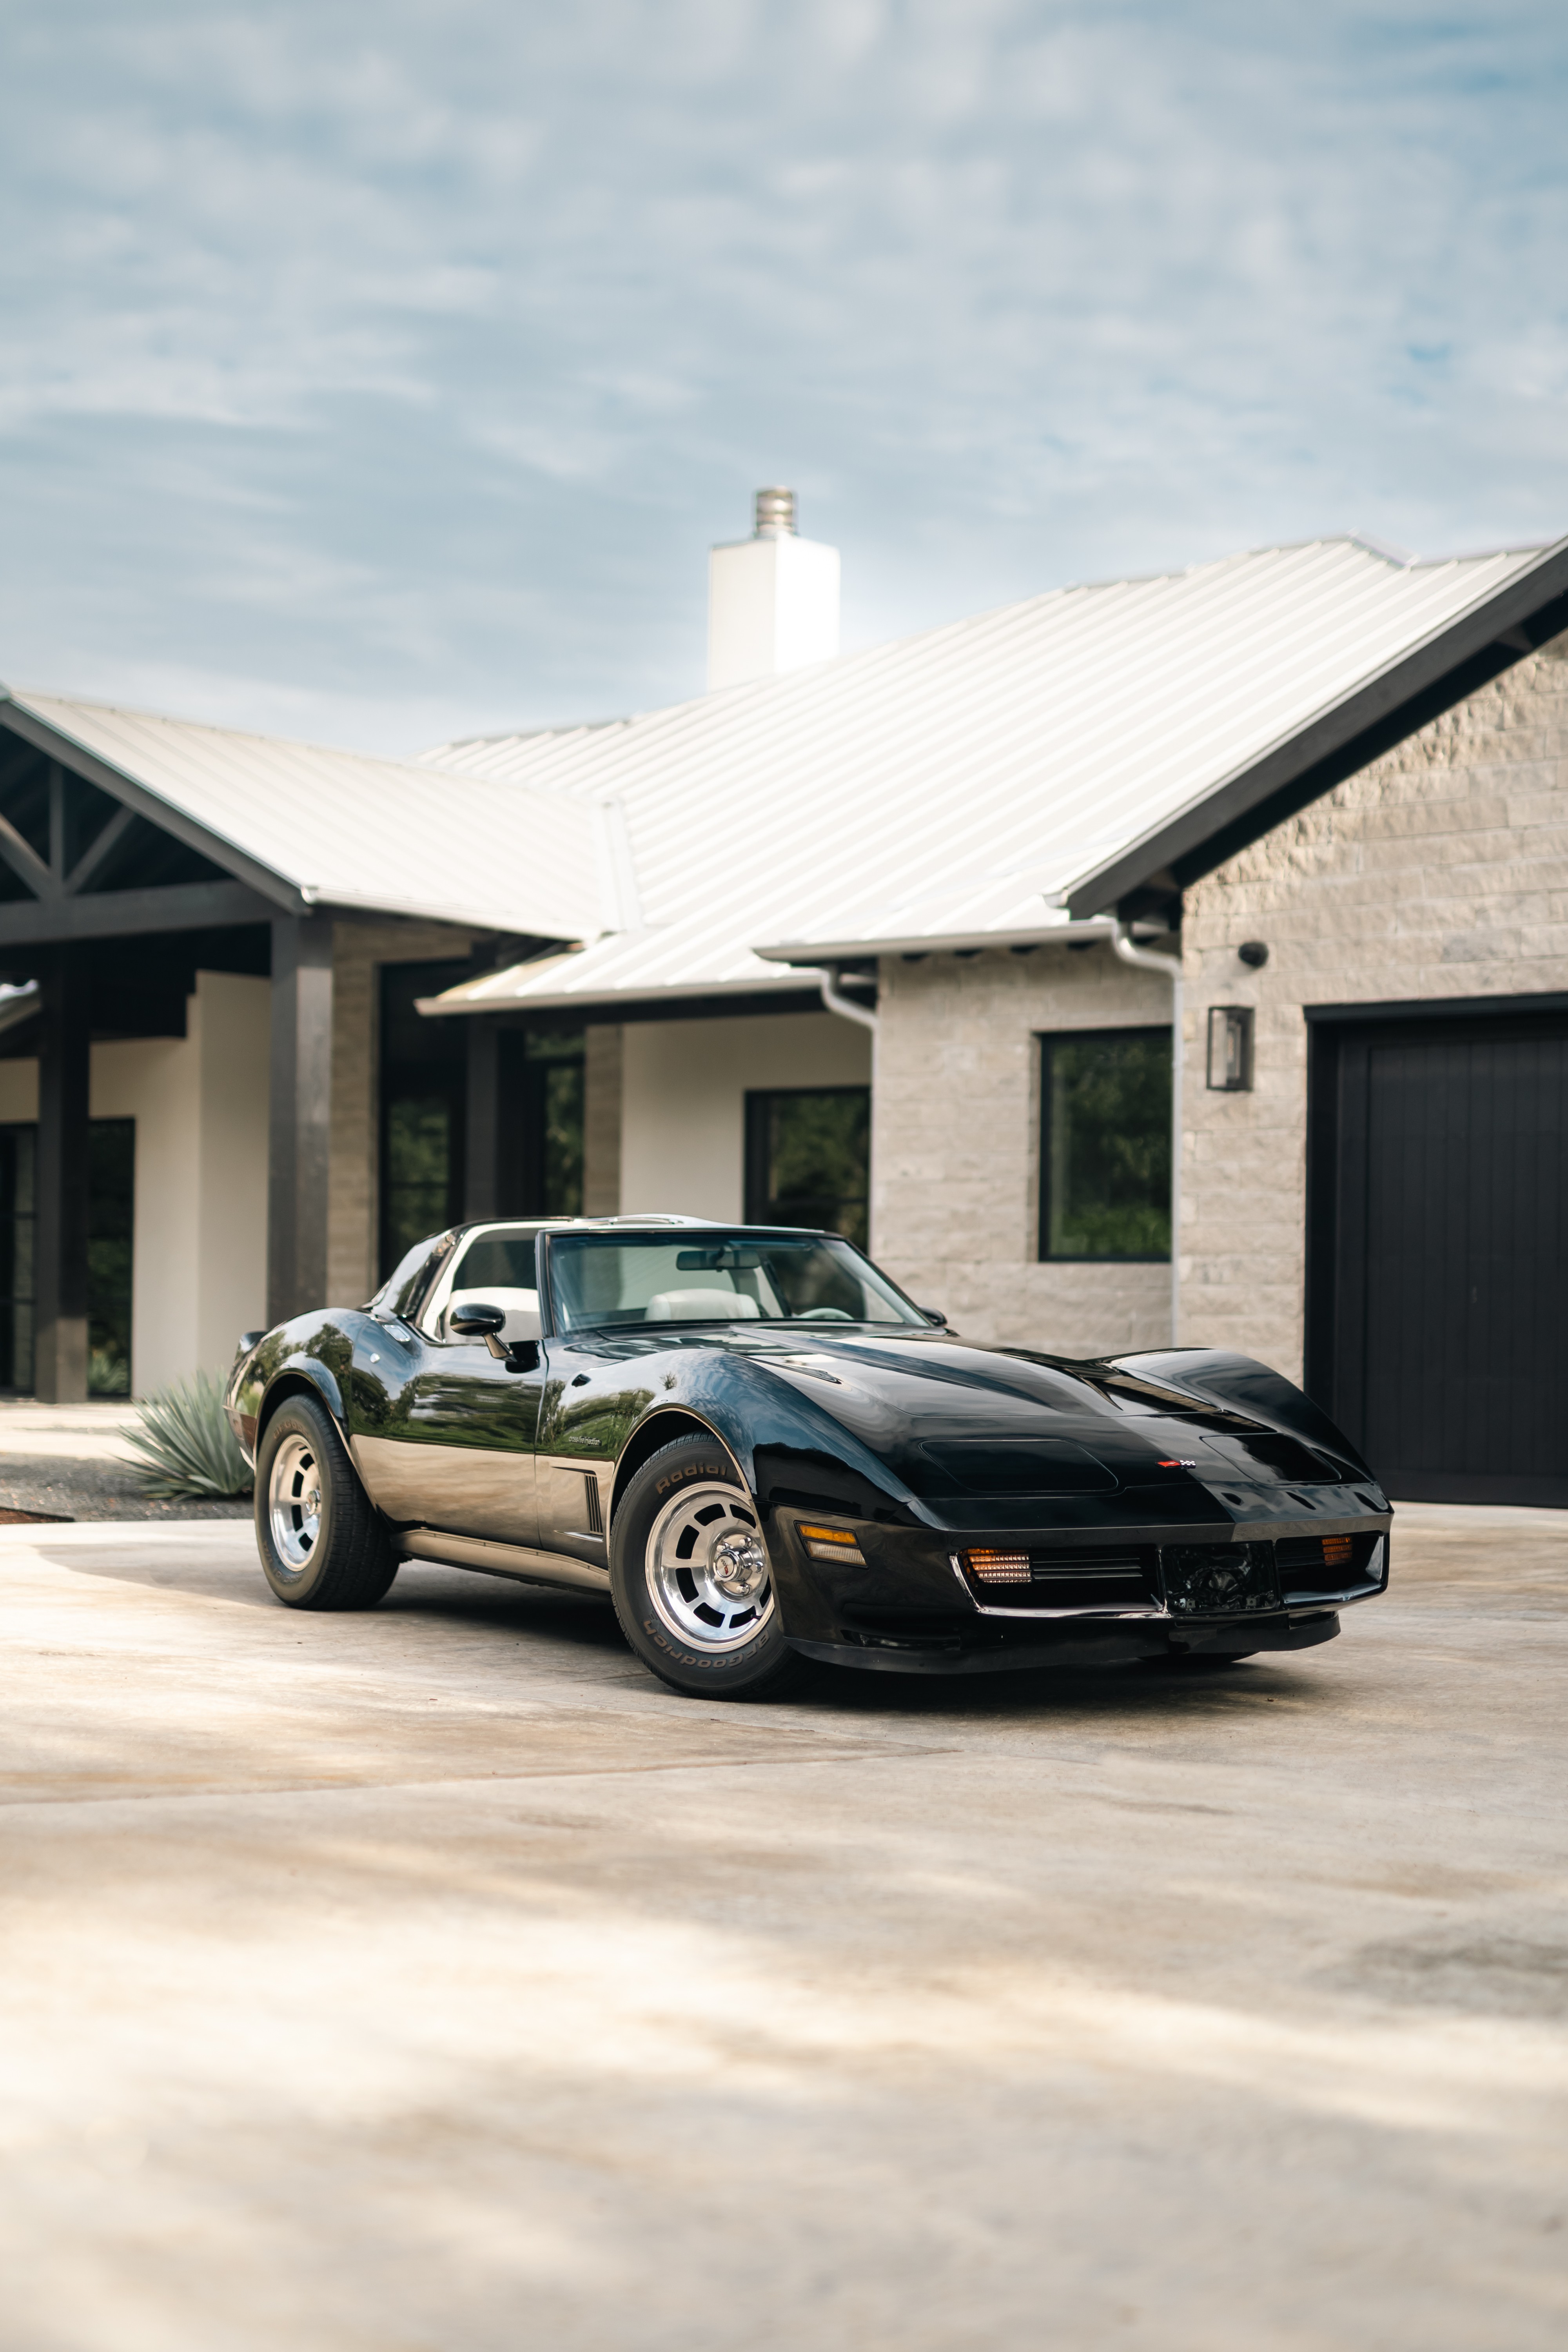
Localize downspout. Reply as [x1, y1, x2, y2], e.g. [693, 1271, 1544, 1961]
[1110, 923, 1183, 1347]
[819, 964, 880, 1250]
[818, 964, 878, 1034]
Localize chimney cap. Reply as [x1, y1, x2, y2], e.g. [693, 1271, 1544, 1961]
[753, 486, 796, 538]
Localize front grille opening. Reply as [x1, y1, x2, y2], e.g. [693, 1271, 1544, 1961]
[1276, 1532, 1381, 1599]
[960, 1547, 1158, 1612]
[1161, 1542, 1281, 1616]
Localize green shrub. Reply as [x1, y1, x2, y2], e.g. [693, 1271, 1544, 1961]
[124, 1369, 254, 1500]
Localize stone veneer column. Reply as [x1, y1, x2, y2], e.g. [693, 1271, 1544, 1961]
[327, 922, 477, 1306]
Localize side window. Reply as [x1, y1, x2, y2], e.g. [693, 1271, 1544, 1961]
[1039, 1029, 1171, 1261]
[744, 1087, 870, 1250]
[430, 1228, 542, 1344]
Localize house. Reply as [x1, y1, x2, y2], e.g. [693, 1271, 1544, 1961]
[2, 491, 1564, 1504]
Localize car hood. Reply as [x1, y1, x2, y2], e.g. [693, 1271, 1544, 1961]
[708, 1327, 1372, 1500]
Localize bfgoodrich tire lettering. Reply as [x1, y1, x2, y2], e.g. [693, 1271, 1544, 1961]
[254, 1392, 398, 1611]
[610, 1436, 803, 1701]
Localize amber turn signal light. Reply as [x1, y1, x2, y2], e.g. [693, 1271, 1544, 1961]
[798, 1523, 866, 1564]
[1322, 1535, 1354, 1567]
[965, 1548, 1032, 1585]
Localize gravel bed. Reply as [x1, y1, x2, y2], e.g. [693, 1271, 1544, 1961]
[0, 1456, 254, 1523]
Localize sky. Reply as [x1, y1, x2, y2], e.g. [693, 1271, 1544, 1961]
[2, 1, 1566, 755]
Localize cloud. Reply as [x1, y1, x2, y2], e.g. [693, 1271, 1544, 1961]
[1, 0, 1565, 750]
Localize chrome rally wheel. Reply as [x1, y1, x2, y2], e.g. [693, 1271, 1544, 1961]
[646, 1481, 775, 1650]
[253, 1392, 397, 1611]
[268, 1430, 322, 1568]
[609, 1436, 803, 1700]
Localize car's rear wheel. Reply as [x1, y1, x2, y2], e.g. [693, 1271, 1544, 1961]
[255, 1392, 398, 1610]
[610, 1436, 803, 1700]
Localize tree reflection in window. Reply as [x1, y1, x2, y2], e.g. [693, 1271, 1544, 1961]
[1041, 1029, 1171, 1261]
[745, 1088, 870, 1250]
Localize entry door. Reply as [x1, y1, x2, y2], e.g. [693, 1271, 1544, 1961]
[1310, 1010, 1568, 1504]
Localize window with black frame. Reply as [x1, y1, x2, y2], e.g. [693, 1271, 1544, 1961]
[506, 1029, 584, 1218]
[379, 960, 469, 1279]
[88, 1119, 134, 1395]
[378, 967, 588, 1280]
[0, 1117, 134, 1393]
[1039, 1028, 1171, 1261]
[744, 1087, 870, 1249]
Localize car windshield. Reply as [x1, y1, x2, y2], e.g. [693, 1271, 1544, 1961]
[546, 1231, 927, 1333]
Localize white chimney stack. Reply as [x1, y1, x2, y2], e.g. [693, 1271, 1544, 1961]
[706, 487, 840, 692]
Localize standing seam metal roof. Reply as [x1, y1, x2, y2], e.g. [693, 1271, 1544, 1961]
[0, 690, 603, 939]
[419, 534, 1561, 1010]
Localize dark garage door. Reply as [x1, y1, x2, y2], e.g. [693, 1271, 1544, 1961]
[1307, 1004, 1568, 1506]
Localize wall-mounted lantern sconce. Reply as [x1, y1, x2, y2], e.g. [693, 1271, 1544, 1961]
[1207, 1005, 1254, 1091]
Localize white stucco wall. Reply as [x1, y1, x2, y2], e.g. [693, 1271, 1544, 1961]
[94, 969, 270, 1393]
[0, 970, 269, 1396]
[620, 1011, 872, 1222]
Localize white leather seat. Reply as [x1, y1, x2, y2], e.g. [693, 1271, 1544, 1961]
[643, 1289, 760, 1321]
[446, 1286, 542, 1343]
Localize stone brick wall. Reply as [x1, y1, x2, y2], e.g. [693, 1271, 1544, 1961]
[872, 946, 1172, 1354]
[328, 920, 474, 1306]
[1182, 628, 1568, 1383]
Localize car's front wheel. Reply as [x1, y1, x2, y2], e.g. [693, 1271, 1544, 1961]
[255, 1392, 398, 1611]
[610, 1436, 803, 1700]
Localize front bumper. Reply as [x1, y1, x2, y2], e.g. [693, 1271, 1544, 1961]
[768, 1496, 1390, 1676]
[789, 1608, 1344, 1675]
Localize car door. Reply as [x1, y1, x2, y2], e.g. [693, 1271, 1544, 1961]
[348, 1225, 546, 1543]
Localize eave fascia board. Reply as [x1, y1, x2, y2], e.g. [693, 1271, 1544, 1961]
[752, 918, 1118, 963]
[416, 967, 823, 1016]
[1061, 532, 1568, 920]
[0, 691, 307, 915]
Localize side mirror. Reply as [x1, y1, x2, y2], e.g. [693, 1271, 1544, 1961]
[450, 1301, 508, 1358]
[921, 1307, 947, 1327]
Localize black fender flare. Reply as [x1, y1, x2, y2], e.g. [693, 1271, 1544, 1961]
[608, 1404, 752, 1525]
[256, 1357, 350, 1452]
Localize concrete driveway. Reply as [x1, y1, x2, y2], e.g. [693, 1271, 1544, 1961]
[2, 1506, 1564, 2351]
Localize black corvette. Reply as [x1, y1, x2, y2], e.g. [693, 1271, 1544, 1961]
[225, 1215, 1391, 1700]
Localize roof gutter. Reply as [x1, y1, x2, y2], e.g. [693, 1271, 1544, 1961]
[754, 916, 1118, 963]
[415, 964, 822, 1017]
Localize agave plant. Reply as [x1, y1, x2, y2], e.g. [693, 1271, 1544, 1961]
[123, 1369, 254, 1500]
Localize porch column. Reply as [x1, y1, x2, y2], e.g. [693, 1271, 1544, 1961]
[268, 914, 334, 1327]
[464, 1015, 499, 1220]
[34, 946, 91, 1401]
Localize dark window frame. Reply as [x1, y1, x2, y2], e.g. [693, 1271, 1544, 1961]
[377, 959, 470, 1283]
[0, 1116, 133, 1394]
[1038, 1025, 1172, 1265]
[744, 1085, 871, 1249]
